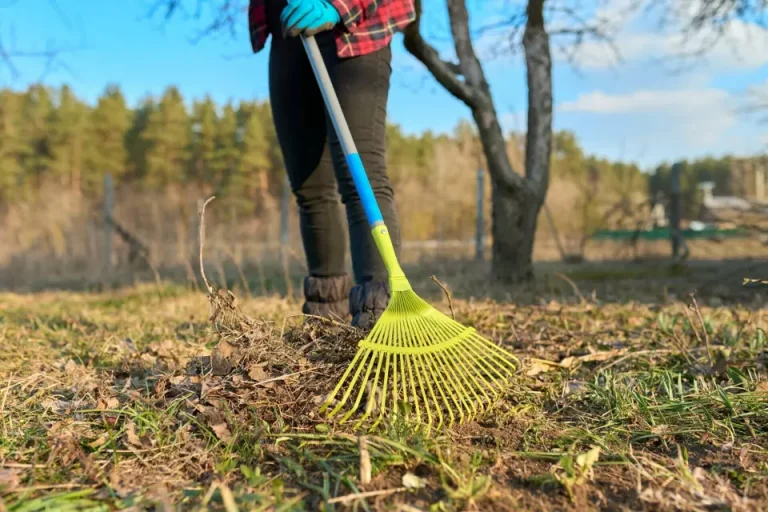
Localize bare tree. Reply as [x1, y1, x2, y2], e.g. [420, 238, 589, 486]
[403, 0, 618, 282]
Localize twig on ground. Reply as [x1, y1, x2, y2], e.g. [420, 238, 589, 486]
[198, 196, 216, 294]
[554, 272, 587, 304]
[218, 482, 239, 512]
[684, 294, 713, 368]
[430, 275, 455, 319]
[359, 435, 371, 485]
[252, 368, 317, 387]
[597, 347, 712, 372]
[743, 277, 768, 288]
[327, 487, 407, 504]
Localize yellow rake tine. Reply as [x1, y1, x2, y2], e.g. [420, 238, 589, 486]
[338, 349, 379, 423]
[352, 346, 386, 428]
[445, 345, 487, 414]
[404, 332, 423, 425]
[370, 312, 400, 431]
[409, 312, 450, 429]
[462, 339, 511, 389]
[326, 349, 372, 418]
[463, 336, 515, 386]
[414, 314, 469, 423]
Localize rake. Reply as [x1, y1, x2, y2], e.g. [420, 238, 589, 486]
[301, 35, 519, 433]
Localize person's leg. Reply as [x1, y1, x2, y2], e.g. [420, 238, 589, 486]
[316, 35, 401, 328]
[267, 2, 351, 318]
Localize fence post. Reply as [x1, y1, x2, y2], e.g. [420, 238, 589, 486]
[668, 163, 688, 260]
[103, 173, 114, 282]
[475, 168, 485, 261]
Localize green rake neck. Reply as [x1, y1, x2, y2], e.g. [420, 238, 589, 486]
[370, 223, 410, 293]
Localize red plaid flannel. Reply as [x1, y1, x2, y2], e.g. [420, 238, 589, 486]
[248, 0, 416, 58]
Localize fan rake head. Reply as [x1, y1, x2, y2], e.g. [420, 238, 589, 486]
[319, 288, 519, 433]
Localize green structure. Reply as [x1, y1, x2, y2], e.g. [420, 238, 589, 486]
[592, 227, 750, 241]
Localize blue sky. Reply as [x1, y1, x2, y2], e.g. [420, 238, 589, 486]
[1, 0, 766, 169]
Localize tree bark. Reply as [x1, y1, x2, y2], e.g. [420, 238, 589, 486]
[491, 176, 537, 281]
[404, 0, 552, 283]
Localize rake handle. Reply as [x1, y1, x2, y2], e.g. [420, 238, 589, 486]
[301, 35, 408, 290]
[300, 35, 383, 227]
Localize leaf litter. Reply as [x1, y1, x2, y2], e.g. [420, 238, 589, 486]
[0, 200, 766, 509]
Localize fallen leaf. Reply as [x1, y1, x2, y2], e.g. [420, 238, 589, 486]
[211, 346, 234, 376]
[125, 421, 143, 448]
[41, 398, 71, 414]
[565, 381, 587, 395]
[559, 356, 576, 368]
[248, 364, 268, 382]
[402, 472, 425, 489]
[97, 397, 120, 410]
[0, 469, 21, 490]
[88, 433, 110, 449]
[526, 359, 559, 377]
[211, 423, 233, 443]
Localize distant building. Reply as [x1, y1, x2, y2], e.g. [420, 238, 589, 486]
[699, 181, 752, 211]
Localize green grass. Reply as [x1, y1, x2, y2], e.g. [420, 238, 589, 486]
[1, 276, 767, 511]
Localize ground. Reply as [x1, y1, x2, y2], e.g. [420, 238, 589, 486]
[1, 260, 767, 511]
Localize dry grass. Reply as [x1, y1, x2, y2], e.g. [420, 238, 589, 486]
[2, 260, 768, 511]
[3, 170, 766, 294]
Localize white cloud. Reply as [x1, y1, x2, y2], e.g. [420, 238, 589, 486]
[558, 87, 739, 148]
[559, 88, 731, 114]
[566, 19, 768, 72]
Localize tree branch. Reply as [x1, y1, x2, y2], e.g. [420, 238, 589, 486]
[523, 0, 553, 199]
[643, 0, 767, 67]
[430, 0, 526, 192]
[147, 0, 246, 43]
[446, 0, 486, 91]
[0, 30, 75, 81]
[403, 0, 477, 106]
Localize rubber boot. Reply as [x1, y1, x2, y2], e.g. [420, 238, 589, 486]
[349, 281, 391, 331]
[301, 275, 353, 321]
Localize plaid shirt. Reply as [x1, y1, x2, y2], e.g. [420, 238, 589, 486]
[248, 0, 416, 58]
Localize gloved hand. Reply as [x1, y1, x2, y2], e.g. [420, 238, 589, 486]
[280, 0, 342, 38]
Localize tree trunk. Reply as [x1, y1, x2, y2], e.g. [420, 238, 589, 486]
[490, 175, 537, 281]
[487, 0, 552, 283]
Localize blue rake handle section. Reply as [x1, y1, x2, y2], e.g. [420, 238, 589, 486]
[300, 35, 383, 227]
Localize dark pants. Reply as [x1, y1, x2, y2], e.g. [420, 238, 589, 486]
[266, 1, 401, 286]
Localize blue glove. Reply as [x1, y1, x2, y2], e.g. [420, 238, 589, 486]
[280, 0, 341, 38]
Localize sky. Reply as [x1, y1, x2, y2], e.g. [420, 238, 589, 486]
[1, 0, 766, 170]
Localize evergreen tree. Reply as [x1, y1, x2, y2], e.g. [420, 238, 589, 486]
[141, 86, 189, 189]
[84, 84, 131, 194]
[19, 84, 54, 189]
[214, 102, 239, 194]
[260, 102, 285, 198]
[235, 100, 271, 212]
[189, 95, 218, 187]
[0, 90, 23, 202]
[49, 85, 88, 193]
[125, 96, 155, 181]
